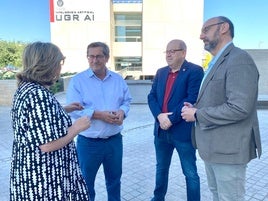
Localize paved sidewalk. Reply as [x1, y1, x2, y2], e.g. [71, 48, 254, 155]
[1, 92, 268, 200]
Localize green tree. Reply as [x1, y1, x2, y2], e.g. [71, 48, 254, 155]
[0, 40, 27, 68]
[202, 51, 213, 70]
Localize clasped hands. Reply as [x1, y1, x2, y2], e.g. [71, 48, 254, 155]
[104, 110, 124, 125]
[158, 112, 173, 130]
[181, 102, 197, 122]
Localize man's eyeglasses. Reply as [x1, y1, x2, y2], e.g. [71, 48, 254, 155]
[164, 49, 184, 55]
[202, 22, 224, 34]
[87, 55, 105, 60]
[60, 56, 66, 65]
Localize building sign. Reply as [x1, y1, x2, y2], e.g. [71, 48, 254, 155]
[54, 11, 95, 22]
[50, 0, 96, 22]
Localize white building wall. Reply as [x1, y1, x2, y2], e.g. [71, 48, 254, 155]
[50, 0, 112, 73]
[50, 0, 204, 75]
[112, 3, 143, 68]
[142, 0, 204, 75]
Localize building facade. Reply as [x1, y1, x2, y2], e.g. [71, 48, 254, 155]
[49, 0, 204, 79]
[245, 49, 268, 96]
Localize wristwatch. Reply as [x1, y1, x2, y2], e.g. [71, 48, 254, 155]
[194, 112, 197, 120]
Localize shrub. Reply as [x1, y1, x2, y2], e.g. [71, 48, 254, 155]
[50, 78, 64, 94]
[0, 71, 16, 79]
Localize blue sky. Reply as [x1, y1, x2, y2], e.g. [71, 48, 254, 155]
[0, 0, 267, 49]
[204, 0, 268, 49]
[0, 1, 50, 42]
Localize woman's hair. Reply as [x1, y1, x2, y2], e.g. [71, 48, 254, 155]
[16, 42, 65, 86]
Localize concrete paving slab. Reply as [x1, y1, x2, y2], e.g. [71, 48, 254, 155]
[1, 92, 268, 200]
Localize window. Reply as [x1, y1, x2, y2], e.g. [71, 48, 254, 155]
[114, 13, 142, 42]
[114, 57, 142, 71]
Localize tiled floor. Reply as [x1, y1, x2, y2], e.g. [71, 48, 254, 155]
[1, 94, 268, 200]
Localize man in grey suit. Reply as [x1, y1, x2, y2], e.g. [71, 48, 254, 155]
[181, 16, 262, 201]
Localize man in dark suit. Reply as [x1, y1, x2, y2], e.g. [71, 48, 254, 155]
[148, 39, 204, 201]
[181, 16, 262, 201]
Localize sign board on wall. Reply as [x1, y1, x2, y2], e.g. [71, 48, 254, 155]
[49, 0, 112, 72]
[50, 0, 110, 23]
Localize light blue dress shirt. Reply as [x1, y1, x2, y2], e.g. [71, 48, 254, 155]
[66, 68, 132, 138]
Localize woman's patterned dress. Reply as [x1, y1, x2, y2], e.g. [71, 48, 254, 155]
[10, 82, 90, 201]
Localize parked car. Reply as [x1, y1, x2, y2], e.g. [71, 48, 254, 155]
[4, 64, 20, 72]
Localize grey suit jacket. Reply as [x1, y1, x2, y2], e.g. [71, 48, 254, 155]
[193, 43, 262, 164]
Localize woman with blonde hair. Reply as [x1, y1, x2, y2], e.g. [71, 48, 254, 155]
[10, 42, 91, 201]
